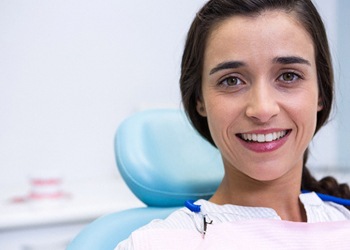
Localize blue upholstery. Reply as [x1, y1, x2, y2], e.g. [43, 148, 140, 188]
[67, 207, 178, 250]
[116, 109, 224, 207]
[67, 109, 224, 250]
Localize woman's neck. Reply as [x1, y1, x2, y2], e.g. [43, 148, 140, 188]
[210, 168, 307, 222]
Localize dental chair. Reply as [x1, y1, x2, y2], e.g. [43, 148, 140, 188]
[67, 109, 224, 250]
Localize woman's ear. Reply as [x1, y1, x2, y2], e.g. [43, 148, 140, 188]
[196, 100, 207, 117]
[317, 97, 323, 111]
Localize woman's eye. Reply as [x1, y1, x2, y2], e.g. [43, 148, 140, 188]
[279, 72, 300, 83]
[219, 76, 243, 86]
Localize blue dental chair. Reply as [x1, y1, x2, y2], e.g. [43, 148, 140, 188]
[67, 109, 224, 250]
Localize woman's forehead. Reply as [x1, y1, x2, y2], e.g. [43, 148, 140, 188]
[203, 10, 315, 70]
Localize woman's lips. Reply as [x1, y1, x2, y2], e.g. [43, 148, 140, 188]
[236, 129, 291, 153]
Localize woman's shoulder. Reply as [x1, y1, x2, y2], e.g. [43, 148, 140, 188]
[300, 192, 350, 222]
[139, 206, 199, 231]
[114, 206, 197, 250]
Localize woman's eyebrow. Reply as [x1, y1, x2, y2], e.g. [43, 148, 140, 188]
[209, 61, 246, 75]
[273, 56, 311, 66]
[209, 56, 310, 75]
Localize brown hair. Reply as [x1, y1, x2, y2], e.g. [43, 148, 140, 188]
[180, 0, 350, 206]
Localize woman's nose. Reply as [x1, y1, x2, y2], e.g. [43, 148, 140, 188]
[245, 84, 280, 123]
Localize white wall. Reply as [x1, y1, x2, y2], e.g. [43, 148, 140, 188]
[307, 0, 338, 168]
[308, 0, 350, 171]
[336, 1, 350, 166]
[0, 0, 347, 189]
[0, 0, 206, 186]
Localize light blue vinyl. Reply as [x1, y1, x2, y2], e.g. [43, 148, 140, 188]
[115, 109, 224, 207]
[67, 109, 224, 249]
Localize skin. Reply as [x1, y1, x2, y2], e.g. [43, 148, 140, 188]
[196, 10, 323, 222]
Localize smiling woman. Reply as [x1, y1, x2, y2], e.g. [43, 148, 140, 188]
[197, 10, 320, 186]
[115, 0, 350, 249]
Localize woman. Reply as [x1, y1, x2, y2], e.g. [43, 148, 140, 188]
[116, 0, 350, 248]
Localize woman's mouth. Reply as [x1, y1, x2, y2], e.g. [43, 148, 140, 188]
[238, 130, 291, 143]
[236, 130, 291, 153]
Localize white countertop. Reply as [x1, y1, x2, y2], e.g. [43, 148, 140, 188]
[0, 176, 144, 230]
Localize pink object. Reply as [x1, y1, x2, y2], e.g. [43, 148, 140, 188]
[131, 219, 350, 249]
[29, 174, 65, 201]
[9, 174, 69, 204]
[30, 178, 62, 186]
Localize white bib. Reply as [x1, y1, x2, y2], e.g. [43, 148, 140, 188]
[131, 219, 350, 249]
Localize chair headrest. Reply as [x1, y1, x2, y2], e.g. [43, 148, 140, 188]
[115, 109, 224, 207]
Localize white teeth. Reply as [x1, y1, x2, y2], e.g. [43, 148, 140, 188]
[265, 133, 273, 142]
[240, 130, 288, 143]
[257, 134, 264, 142]
[252, 134, 257, 141]
[247, 134, 252, 141]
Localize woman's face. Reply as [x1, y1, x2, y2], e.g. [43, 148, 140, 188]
[197, 11, 322, 182]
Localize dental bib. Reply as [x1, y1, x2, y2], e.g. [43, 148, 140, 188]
[130, 219, 350, 249]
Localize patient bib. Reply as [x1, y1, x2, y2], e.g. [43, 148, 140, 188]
[131, 219, 350, 249]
